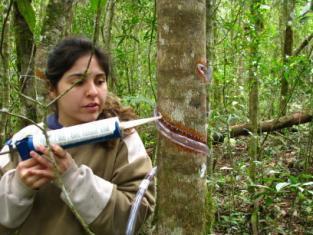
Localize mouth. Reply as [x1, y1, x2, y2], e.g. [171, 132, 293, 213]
[83, 103, 100, 112]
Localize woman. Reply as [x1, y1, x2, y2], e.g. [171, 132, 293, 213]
[0, 37, 155, 234]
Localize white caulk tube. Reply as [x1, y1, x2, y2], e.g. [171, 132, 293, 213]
[12, 116, 161, 161]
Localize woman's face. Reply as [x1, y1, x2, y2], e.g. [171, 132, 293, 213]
[50, 54, 108, 126]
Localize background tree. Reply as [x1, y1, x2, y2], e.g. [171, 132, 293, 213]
[0, 0, 11, 145]
[247, 1, 263, 234]
[14, 0, 37, 128]
[0, 0, 313, 233]
[280, 0, 296, 115]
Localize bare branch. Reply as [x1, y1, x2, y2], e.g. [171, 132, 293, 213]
[293, 32, 313, 56]
[47, 53, 94, 108]
[0, 109, 44, 132]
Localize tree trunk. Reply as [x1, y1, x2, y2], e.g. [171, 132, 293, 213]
[154, 1, 208, 234]
[13, 1, 37, 128]
[279, 0, 295, 116]
[102, 0, 115, 52]
[0, 1, 11, 144]
[206, 0, 216, 233]
[93, 0, 106, 44]
[213, 112, 313, 142]
[35, 0, 74, 119]
[248, 1, 262, 234]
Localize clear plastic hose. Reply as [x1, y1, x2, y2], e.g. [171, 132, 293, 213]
[125, 167, 157, 235]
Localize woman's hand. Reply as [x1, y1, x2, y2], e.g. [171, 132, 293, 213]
[33, 144, 74, 175]
[16, 144, 75, 190]
[16, 158, 53, 189]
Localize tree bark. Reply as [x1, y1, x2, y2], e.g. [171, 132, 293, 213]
[35, 0, 74, 119]
[279, 0, 295, 116]
[206, 0, 216, 233]
[13, 1, 37, 128]
[102, 0, 115, 52]
[154, 1, 208, 234]
[36, 0, 74, 70]
[0, 1, 11, 144]
[248, 1, 262, 234]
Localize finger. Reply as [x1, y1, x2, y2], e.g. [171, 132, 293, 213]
[29, 168, 54, 179]
[18, 158, 38, 168]
[32, 177, 51, 189]
[24, 174, 41, 187]
[51, 144, 68, 159]
[36, 145, 49, 156]
[30, 150, 53, 168]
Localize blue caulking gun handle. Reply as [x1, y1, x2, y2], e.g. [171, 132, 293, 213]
[15, 119, 122, 161]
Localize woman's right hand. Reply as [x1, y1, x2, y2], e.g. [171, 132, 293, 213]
[16, 158, 54, 190]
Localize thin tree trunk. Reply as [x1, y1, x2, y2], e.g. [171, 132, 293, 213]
[248, 1, 262, 234]
[0, 1, 11, 144]
[206, 0, 216, 233]
[93, 0, 106, 44]
[102, 0, 115, 52]
[154, 1, 208, 234]
[14, 1, 37, 128]
[279, 0, 295, 116]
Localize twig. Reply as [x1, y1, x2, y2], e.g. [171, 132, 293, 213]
[47, 54, 94, 108]
[0, 109, 44, 132]
[18, 91, 43, 106]
[40, 120, 95, 235]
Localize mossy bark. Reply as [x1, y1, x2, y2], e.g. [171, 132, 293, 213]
[206, 0, 216, 233]
[154, 1, 208, 234]
[248, 2, 262, 234]
[0, 4, 10, 144]
[14, 1, 37, 128]
[279, 0, 295, 116]
[36, 0, 74, 70]
[35, 0, 74, 119]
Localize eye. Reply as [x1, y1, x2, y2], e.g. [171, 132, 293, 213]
[75, 80, 84, 86]
[71, 75, 86, 86]
[95, 75, 106, 86]
[96, 79, 106, 86]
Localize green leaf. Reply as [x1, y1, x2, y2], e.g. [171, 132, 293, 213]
[302, 182, 313, 186]
[276, 182, 290, 192]
[16, 0, 36, 34]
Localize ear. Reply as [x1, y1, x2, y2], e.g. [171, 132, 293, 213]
[49, 87, 58, 99]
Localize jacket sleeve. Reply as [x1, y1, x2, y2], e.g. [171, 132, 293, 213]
[0, 146, 37, 231]
[60, 130, 155, 235]
[0, 124, 43, 230]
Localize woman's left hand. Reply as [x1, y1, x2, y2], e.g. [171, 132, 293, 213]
[30, 144, 75, 177]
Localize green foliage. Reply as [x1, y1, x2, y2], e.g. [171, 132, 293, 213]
[0, 0, 313, 233]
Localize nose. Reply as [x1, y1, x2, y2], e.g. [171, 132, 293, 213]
[85, 81, 98, 97]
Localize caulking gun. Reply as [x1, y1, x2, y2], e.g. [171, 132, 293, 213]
[6, 116, 161, 161]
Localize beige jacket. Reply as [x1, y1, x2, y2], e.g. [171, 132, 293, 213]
[0, 123, 155, 235]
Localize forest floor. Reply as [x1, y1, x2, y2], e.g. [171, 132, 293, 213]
[139, 124, 313, 235]
[213, 125, 313, 234]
